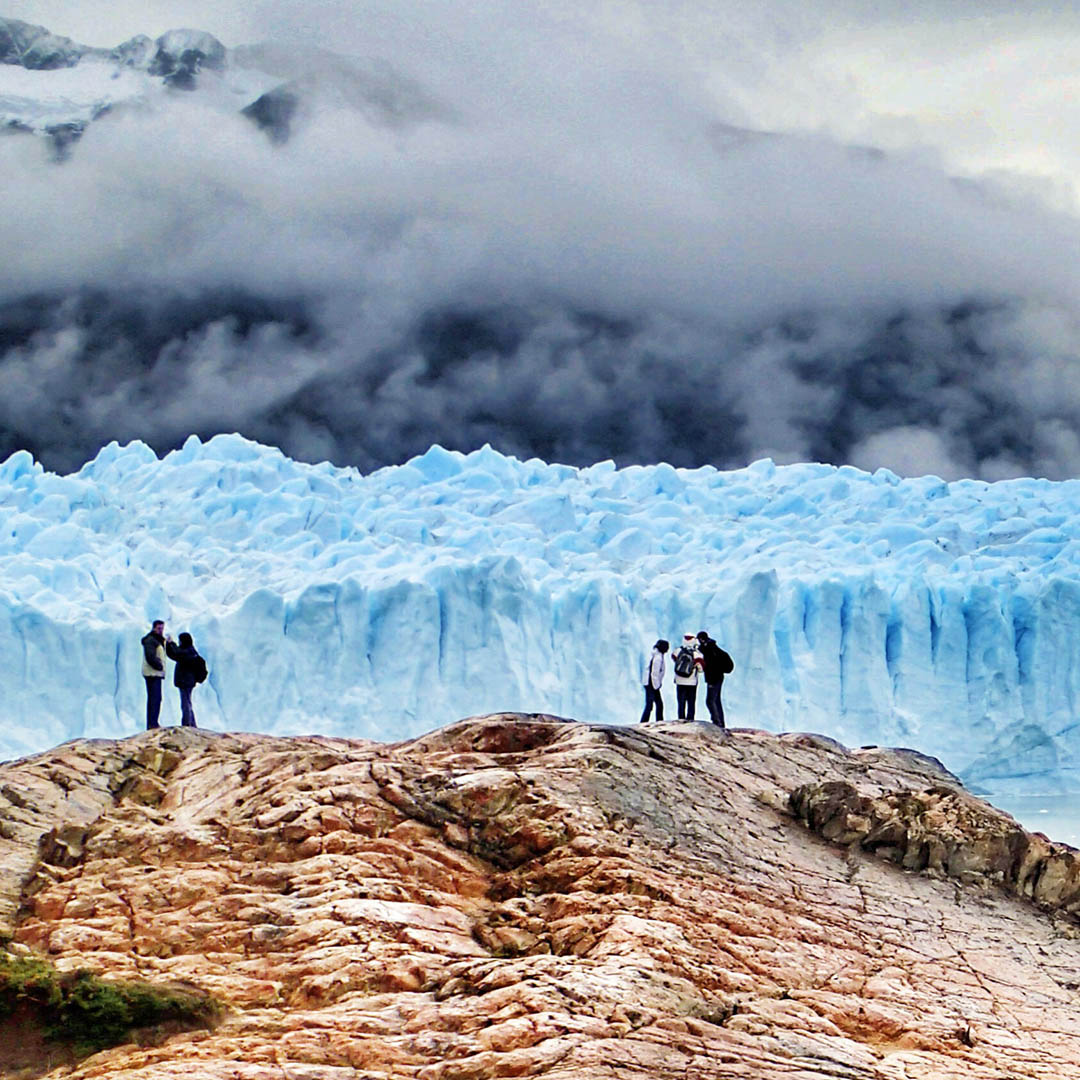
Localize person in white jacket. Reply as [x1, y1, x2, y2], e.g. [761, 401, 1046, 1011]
[672, 632, 704, 721]
[640, 639, 669, 723]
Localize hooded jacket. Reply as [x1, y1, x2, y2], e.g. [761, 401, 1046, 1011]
[166, 640, 205, 690]
[141, 631, 166, 679]
[699, 639, 734, 684]
[642, 648, 666, 690]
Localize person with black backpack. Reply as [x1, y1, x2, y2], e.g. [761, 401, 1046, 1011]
[672, 633, 703, 721]
[696, 630, 734, 728]
[165, 632, 208, 728]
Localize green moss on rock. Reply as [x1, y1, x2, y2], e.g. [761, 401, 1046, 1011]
[0, 950, 220, 1054]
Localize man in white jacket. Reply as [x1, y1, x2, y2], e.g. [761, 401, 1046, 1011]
[640, 639, 669, 723]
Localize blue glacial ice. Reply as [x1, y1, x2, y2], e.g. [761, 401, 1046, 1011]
[3, 433, 1080, 797]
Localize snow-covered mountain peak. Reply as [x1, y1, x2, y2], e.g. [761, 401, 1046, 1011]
[0, 13, 447, 150]
[0, 17, 227, 76]
[0, 17, 231, 145]
[146, 28, 227, 90]
[151, 29, 227, 69]
[111, 34, 154, 69]
[0, 16, 86, 70]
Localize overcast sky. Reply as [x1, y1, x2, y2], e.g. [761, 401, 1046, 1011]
[8, 0, 1080, 178]
[5, 1, 1080, 479]
[9, 0, 1080, 189]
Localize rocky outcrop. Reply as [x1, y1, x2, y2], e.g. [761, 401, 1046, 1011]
[238, 49, 451, 145]
[109, 36, 155, 70]
[1, 716, 1079, 1078]
[241, 86, 302, 146]
[146, 30, 227, 90]
[0, 18, 86, 70]
[791, 777, 1080, 912]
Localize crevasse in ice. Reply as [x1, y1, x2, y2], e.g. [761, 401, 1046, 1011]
[1, 432, 1079, 792]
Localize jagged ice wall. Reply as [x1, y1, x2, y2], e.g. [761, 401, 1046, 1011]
[2, 434, 1079, 794]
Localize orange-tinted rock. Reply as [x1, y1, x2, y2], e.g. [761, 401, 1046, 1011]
[0, 716, 1078, 1077]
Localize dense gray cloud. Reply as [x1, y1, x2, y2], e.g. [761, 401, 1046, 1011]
[3, 2, 1080, 479]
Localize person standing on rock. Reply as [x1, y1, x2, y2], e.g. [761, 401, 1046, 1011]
[141, 620, 169, 730]
[166, 632, 207, 728]
[696, 631, 734, 727]
[672, 632, 703, 721]
[640, 639, 669, 723]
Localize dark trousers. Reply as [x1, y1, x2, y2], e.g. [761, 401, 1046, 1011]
[640, 684, 664, 723]
[179, 687, 197, 728]
[676, 684, 697, 721]
[705, 681, 725, 727]
[145, 676, 163, 730]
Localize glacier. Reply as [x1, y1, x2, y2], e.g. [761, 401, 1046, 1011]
[3, 434, 1080, 798]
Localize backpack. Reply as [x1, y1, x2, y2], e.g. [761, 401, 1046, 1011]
[192, 655, 208, 684]
[673, 646, 697, 678]
[701, 640, 734, 681]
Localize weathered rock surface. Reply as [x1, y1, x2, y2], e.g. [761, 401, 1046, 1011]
[1, 716, 1080, 1078]
[791, 777, 1080, 910]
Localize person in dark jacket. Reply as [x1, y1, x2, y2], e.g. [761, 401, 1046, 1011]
[140, 620, 168, 730]
[696, 630, 734, 728]
[165, 632, 206, 728]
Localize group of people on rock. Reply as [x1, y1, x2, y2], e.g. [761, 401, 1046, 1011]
[641, 632, 733, 727]
[139, 618, 729, 734]
[140, 620, 208, 730]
